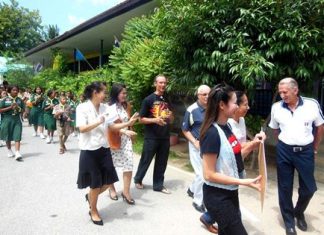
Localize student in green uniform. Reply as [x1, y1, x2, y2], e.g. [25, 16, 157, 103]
[30, 87, 45, 139]
[53, 95, 72, 154]
[43, 89, 59, 144]
[0, 90, 8, 147]
[68, 93, 78, 137]
[0, 85, 25, 161]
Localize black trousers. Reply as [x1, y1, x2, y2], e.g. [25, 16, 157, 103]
[203, 184, 247, 235]
[276, 141, 317, 229]
[134, 138, 170, 191]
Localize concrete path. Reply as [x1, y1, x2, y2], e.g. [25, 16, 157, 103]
[0, 123, 323, 235]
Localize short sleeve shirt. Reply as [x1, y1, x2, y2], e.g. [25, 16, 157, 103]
[53, 103, 72, 119]
[76, 101, 118, 150]
[42, 98, 59, 114]
[0, 96, 25, 117]
[140, 93, 172, 139]
[200, 124, 244, 173]
[269, 96, 324, 145]
[30, 94, 44, 109]
[228, 117, 247, 144]
[68, 99, 77, 113]
[182, 102, 205, 139]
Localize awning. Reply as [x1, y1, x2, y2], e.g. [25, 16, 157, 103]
[24, 0, 157, 68]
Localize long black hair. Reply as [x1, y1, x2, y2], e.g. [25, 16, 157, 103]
[83, 81, 106, 100]
[47, 89, 55, 98]
[109, 83, 127, 108]
[235, 91, 246, 106]
[7, 85, 19, 94]
[200, 84, 234, 139]
[33, 86, 43, 94]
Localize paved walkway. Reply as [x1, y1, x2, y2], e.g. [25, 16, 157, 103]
[0, 123, 323, 235]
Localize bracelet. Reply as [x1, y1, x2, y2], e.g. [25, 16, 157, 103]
[314, 150, 318, 155]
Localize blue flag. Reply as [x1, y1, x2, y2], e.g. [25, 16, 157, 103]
[75, 49, 85, 61]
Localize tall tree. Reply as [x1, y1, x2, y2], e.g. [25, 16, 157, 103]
[109, 0, 324, 92]
[0, 0, 43, 55]
[43, 24, 60, 41]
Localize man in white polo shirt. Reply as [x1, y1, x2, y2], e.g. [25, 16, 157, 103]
[269, 77, 324, 235]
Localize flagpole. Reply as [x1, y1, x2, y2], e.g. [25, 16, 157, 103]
[84, 59, 94, 70]
[75, 48, 94, 71]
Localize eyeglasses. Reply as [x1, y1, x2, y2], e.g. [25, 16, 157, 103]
[198, 93, 209, 96]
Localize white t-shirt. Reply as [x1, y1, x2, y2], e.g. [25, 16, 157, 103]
[269, 97, 324, 146]
[76, 101, 118, 150]
[228, 117, 247, 144]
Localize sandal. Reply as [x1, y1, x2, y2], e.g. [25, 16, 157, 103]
[200, 215, 218, 234]
[160, 186, 171, 194]
[59, 148, 64, 154]
[135, 183, 144, 189]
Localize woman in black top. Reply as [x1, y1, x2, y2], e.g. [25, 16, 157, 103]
[200, 84, 262, 235]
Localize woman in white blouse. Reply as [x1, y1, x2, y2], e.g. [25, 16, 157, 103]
[76, 81, 138, 226]
[228, 91, 266, 158]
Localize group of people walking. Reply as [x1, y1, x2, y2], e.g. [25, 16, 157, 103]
[0, 84, 83, 160]
[182, 78, 323, 235]
[1, 75, 322, 235]
[77, 75, 174, 225]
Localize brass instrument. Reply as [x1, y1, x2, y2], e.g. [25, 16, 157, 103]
[12, 97, 22, 116]
[35, 93, 44, 105]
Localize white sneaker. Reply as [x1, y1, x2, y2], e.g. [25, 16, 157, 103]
[15, 151, 23, 161]
[46, 137, 51, 144]
[7, 149, 14, 158]
[50, 138, 54, 144]
[40, 133, 46, 139]
[32, 133, 38, 137]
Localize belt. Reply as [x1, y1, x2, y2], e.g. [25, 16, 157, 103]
[279, 141, 313, 153]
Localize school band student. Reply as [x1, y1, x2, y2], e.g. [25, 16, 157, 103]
[200, 84, 262, 235]
[0, 85, 25, 161]
[76, 81, 138, 226]
[67, 91, 78, 137]
[43, 89, 59, 144]
[0, 89, 8, 147]
[53, 95, 73, 154]
[22, 88, 32, 121]
[30, 87, 45, 139]
[107, 83, 137, 205]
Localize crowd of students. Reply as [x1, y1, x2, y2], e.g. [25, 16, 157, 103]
[0, 83, 85, 160]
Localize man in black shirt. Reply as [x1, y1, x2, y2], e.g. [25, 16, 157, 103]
[134, 75, 173, 194]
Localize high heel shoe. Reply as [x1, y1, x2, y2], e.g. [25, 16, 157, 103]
[85, 194, 91, 208]
[108, 189, 118, 201]
[88, 211, 103, 226]
[121, 192, 135, 205]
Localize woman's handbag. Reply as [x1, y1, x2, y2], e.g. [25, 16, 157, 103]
[107, 118, 122, 150]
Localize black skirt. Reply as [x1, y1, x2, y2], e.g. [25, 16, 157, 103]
[77, 147, 118, 189]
